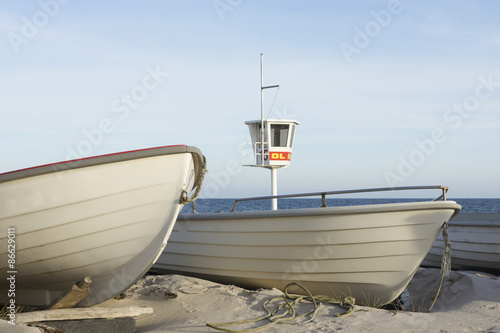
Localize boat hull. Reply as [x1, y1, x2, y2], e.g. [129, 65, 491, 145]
[0, 145, 204, 307]
[153, 201, 461, 306]
[422, 213, 500, 273]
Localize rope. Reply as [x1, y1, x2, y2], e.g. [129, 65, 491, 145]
[180, 156, 207, 205]
[266, 87, 280, 119]
[428, 222, 451, 312]
[206, 282, 355, 332]
[441, 222, 452, 277]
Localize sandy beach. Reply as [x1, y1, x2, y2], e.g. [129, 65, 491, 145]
[105, 268, 500, 332]
[5, 267, 498, 333]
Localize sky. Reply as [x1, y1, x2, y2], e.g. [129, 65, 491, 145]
[1, 0, 499, 199]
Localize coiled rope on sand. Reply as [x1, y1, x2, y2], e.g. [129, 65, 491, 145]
[206, 282, 355, 333]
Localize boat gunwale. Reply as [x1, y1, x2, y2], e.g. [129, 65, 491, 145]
[448, 221, 500, 228]
[0, 145, 204, 186]
[450, 213, 500, 226]
[178, 200, 462, 220]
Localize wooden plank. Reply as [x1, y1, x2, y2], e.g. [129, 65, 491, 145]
[48, 277, 92, 310]
[35, 317, 136, 333]
[15, 306, 153, 324]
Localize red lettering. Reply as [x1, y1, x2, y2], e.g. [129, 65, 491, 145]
[269, 152, 291, 161]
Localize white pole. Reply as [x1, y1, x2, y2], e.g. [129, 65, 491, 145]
[260, 53, 279, 167]
[271, 168, 278, 210]
[260, 53, 265, 166]
[260, 53, 280, 210]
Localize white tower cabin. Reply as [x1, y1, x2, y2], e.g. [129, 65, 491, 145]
[245, 119, 299, 168]
[243, 54, 299, 210]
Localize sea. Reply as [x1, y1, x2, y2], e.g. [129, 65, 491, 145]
[182, 198, 500, 214]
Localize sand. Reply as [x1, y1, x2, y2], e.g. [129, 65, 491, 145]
[3, 268, 499, 332]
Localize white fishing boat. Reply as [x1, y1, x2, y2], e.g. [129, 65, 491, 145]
[155, 189, 460, 306]
[422, 213, 500, 274]
[0, 145, 205, 307]
[152, 55, 462, 306]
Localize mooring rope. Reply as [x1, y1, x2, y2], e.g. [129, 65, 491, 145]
[180, 156, 207, 205]
[206, 282, 355, 333]
[428, 222, 451, 312]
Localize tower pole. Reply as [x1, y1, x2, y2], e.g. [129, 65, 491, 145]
[260, 53, 280, 210]
[260, 53, 265, 166]
[271, 168, 278, 210]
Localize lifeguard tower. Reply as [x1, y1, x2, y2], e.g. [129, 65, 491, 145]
[245, 119, 299, 168]
[243, 54, 299, 210]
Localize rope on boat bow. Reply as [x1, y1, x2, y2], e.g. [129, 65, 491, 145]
[428, 222, 452, 312]
[180, 156, 207, 206]
[206, 282, 355, 333]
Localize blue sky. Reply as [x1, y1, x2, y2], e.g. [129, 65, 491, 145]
[1, 0, 499, 198]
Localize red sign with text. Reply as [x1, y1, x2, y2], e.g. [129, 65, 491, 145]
[269, 152, 291, 161]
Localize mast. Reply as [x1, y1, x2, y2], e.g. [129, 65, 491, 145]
[260, 53, 279, 209]
[260, 54, 264, 166]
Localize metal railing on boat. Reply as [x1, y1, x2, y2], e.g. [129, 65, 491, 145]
[230, 185, 449, 212]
